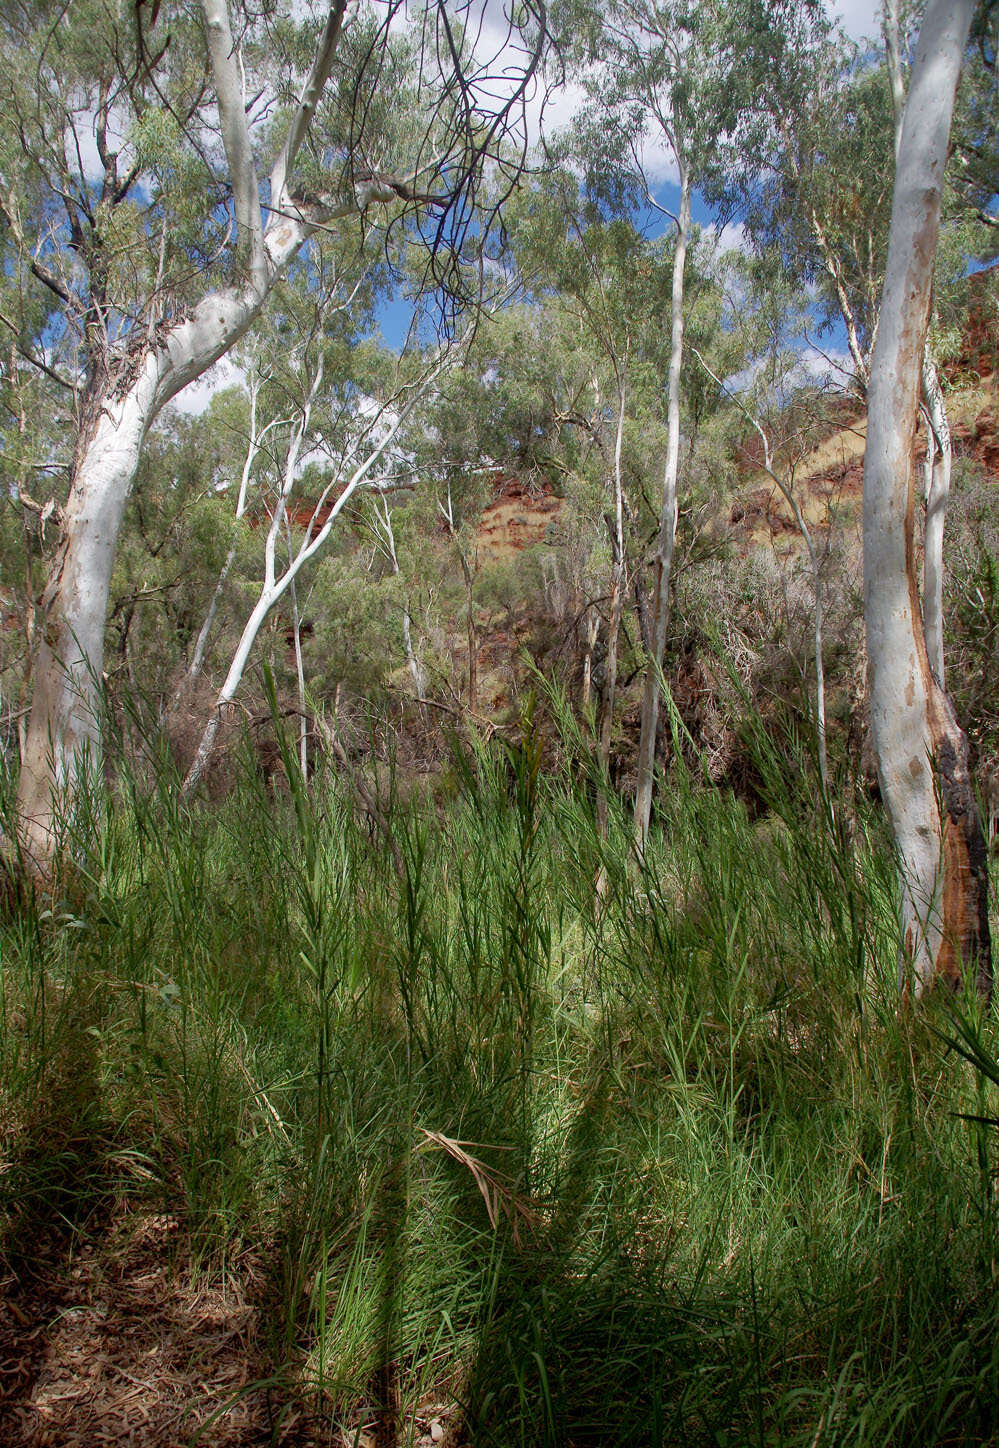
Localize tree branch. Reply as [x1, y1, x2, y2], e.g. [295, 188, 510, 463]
[0, 308, 74, 390]
[268, 0, 354, 214]
[200, 0, 266, 292]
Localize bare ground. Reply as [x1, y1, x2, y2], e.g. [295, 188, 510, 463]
[0, 1209, 335, 1447]
[0, 1208, 463, 1448]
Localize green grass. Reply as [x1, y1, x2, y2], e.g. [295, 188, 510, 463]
[1, 704, 998, 1446]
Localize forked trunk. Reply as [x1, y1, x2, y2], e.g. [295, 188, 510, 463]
[864, 0, 991, 996]
[11, 0, 373, 867]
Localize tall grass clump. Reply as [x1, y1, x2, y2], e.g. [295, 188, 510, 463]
[1, 692, 998, 1445]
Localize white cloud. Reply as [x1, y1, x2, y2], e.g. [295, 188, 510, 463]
[635, 130, 681, 188]
[170, 358, 246, 416]
[797, 345, 854, 387]
[705, 219, 748, 255]
[829, 0, 879, 43]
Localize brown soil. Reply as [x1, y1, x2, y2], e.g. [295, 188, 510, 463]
[0, 1207, 464, 1448]
[729, 374, 999, 554]
[475, 478, 562, 562]
[0, 1211, 331, 1447]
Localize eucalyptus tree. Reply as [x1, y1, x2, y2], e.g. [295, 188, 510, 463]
[864, 0, 991, 996]
[556, 0, 821, 848]
[561, 0, 697, 849]
[510, 176, 678, 816]
[181, 325, 461, 794]
[743, 4, 999, 695]
[881, 0, 984, 695]
[159, 239, 383, 723]
[0, 0, 545, 868]
[744, 23, 890, 396]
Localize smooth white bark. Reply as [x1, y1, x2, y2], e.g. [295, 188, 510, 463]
[882, 0, 905, 163]
[14, 1, 383, 860]
[864, 0, 989, 995]
[882, 0, 952, 696]
[182, 353, 450, 793]
[921, 356, 951, 688]
[17, 376, 156, 864]
[164, 374, 290, 720]
[634, 161, 690, 850]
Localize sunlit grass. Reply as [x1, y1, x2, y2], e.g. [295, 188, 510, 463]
[1, 702, 997, 1445]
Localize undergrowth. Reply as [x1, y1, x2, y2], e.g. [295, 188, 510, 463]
[1, 702, 998, 1446]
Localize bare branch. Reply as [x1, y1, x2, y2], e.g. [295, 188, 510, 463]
[0, 308, 74, 390]
[690, 345, 816, 565]
[200, 0, 266, 291]
[269, 0, 354, 214]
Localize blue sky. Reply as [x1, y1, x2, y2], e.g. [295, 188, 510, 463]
[374, 0, 877, 359]
[178, 0, 874, 410]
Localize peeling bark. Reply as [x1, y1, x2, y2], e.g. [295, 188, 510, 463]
[863, 0, 991, 996]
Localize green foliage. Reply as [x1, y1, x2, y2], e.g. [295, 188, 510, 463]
[944, 460, 999, 778]
[2, 705, 997, 1443]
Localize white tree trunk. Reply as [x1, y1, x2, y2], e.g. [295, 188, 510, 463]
[162, 372, 286, 722]
[864, 0, 990, 996]
[13, 0, 363, 865]
[182, 352, 449, 793]
[634, 161, 690, 850]
[16, 382, 155, 865]
[182, 588, 273, 795]
[882, 0, 905, 162]
[921, 356, 951, 687]
[597, 365, 628, 839]
[884, 0, 952, 696]
[15, 279, 299, 863]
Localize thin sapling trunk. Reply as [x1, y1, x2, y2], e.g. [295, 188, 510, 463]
[634, 161, 690, 850]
